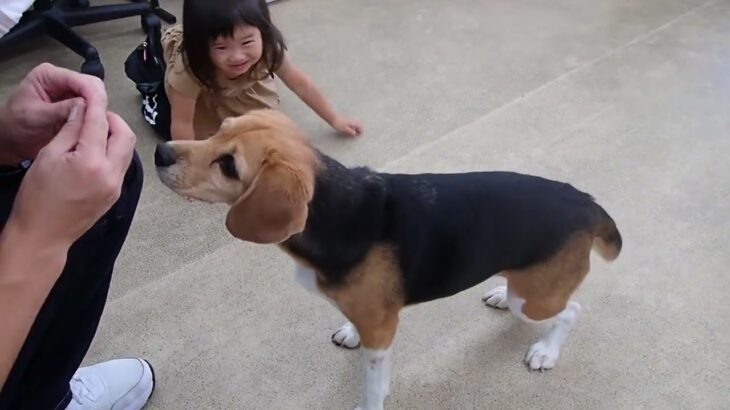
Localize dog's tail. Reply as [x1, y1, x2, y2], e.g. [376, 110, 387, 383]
[592, 204, 622, 261]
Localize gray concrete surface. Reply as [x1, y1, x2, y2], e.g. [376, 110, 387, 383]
[1, 0, 729, 408]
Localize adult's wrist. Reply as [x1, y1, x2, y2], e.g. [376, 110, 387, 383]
[0, 218, 70, 284]
[0, 104, 8, 154]
[0, 104, 21, 166]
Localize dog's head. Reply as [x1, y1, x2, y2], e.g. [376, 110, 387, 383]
[155, 110, 318, 244]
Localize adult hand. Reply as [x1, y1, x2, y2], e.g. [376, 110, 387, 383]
[0, 62, 107, 165]
[5, 99, 137, 254]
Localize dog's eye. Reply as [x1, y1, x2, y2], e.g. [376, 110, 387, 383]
[215, 154, 239, 179]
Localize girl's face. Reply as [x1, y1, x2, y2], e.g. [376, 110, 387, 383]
[209, 24, 264, 79]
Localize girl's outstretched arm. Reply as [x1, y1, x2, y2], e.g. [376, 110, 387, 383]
[168, 87, 197, 141]
[277, 56, 363, 137]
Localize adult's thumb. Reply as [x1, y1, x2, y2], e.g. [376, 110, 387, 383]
[45, 99, 86, 154]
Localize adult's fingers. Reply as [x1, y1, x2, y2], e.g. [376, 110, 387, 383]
[105, 112, 136, 176]
[74, 95, 110, 156]
[31, 63, 108, 107]
[43, 100, 87, 154]
[43, 97, 83, 129]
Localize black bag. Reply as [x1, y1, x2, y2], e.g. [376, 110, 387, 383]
[124, 24, 171, 140]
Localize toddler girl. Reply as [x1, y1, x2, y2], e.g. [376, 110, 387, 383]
[162, 0, 362, 140]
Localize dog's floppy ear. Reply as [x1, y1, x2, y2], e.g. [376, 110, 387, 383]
[225, 148, 315, 244]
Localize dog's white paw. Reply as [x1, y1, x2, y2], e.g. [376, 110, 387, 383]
[482, 285, 508, 309]
[525, 340, 560, 371]
[332, 322, 360, 349]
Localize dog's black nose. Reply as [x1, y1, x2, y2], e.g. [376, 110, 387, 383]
[154, 143, 177, 167]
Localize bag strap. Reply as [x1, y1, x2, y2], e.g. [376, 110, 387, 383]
[143, 14, 165, 69]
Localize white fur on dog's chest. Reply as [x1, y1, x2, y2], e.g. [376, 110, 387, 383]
[294, 263, 337, 307]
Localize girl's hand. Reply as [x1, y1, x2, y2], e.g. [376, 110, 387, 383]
[276, 57, 363, 137]
[330, 115, 364, 137]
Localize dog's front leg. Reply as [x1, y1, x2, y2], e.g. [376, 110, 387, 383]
[356, 346, 392, 410]
[352, 314, 399, 410]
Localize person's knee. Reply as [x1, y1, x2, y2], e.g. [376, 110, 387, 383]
[111, 150, 143, 220]
[123, 150, 144, 192]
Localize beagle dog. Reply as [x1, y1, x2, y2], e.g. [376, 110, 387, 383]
[154, 110, 622, 410]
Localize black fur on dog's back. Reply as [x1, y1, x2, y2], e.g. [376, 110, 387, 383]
[283, 153, 621, 306]
[384, 171, 617, 304]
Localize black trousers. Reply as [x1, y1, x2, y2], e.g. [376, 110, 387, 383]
[0, 152, 143, 410]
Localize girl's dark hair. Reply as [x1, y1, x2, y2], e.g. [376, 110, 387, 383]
[181, 0, 286, 89]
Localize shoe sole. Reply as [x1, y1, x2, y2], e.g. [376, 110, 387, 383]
[142, 359, 156, 402]
[141, 359, 157, 408]
[122, 359, 155, 410]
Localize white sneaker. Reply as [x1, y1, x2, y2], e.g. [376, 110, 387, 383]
[65, 358, 155, 410]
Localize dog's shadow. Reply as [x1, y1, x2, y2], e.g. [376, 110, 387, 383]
[326, 303, 546, 409]
[388, 316, 544, 409]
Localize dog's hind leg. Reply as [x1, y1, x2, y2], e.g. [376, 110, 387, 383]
[521, 301, 581, 371]
[502, 233, 592, 371]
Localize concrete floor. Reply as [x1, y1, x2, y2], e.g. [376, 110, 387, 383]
[1, 0, 729, 408]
